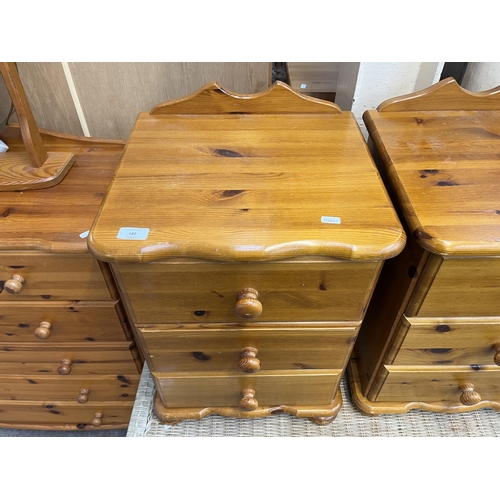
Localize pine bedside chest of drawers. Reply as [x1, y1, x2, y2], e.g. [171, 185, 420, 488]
[0, 126, 142, 430]
[349, 78, 500, 415]
[88, 81, 405, 425]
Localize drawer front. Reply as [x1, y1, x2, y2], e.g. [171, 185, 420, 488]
[0, 253, 112, 301]
[153, 370, 340, 408]
[117, 260, 379, 323]
[377, 366, 500, 403]
[0, 374, 139, 402]
[417, 258, 500, 317]
[140, 324, 357, 372]
[0, 302, 127, 342]
[0, 401, 133, 427]
[0, 343, 137, 375]
[393, 317, 500, 366]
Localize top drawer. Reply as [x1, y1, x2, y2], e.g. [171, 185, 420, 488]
[417, 258, 500, 317]
[0, 253, 113, 301]
[116, 259, 379, 324]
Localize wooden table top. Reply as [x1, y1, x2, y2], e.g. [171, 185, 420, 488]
[88, 82, 405, 263]
[0, 126, 124, 253]
[364, 78, 500, 257]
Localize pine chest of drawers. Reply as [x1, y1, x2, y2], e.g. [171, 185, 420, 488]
[349, 78, 500, 414]
[88, 82, 405, 424]
[0, 128, 141, 429]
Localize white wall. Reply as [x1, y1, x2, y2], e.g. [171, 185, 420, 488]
[462, 62, 500, 91]
[337, 62, 445, 138]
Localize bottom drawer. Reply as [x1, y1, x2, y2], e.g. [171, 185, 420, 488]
[377, 366, 500, 404]
[0, 401, 133, 429]
[0, 374, 140, 402]
[153, 370, 340, 408]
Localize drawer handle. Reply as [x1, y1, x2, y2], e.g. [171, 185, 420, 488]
[459, 383, 482, 405]
[57, 359, 72, 375]
[77, 389, 90, 404]
[34, 321, 52, 340]
[3, 274, 25, 294]
[235, 288, 262, 320]
[492, 343, 500, 366]
[239, 388, 259, 411]
[91, 413, 103, 427]
[238, 347, 261, 373]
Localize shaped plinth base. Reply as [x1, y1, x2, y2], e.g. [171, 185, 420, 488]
[153, 390, 343, 426]
[348, 360, 500, 416]
[0, 151, 74, 191]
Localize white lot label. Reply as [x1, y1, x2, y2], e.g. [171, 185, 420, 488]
[117, 227, 150, 240]
[321, 216, 341, 224]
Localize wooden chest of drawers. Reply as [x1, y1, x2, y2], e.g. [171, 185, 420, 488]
[89, 82, 404, 424]
[0, 127, 141, 429]
[349, 78, 500, 414]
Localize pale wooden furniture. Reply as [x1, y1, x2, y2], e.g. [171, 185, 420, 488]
[286, 63, 339, 102]
[6, 63, 272, 139]
[88, 81, 405, 425]
[349, 77, 500, 414]
[0, 125, 142, 429]
[0, 63, 73, 190]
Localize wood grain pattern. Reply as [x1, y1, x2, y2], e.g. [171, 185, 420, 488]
[153, 389, 342, 424]
[0, 401, 133, 427]
[0, 374, 139, 401]
[0, 63, 48, 167]
[377, 365, 500, 403]
[0, 124, 141, 428]
[150, 81, 340, 114]
[0, 301, 128, 342]
[0, 126, 124, 253]
[153, 369, 340, 408]
[88, 85, 405, 263]
[417, 258, 500, 316]
[0, 253, 112, 301]
[69, 62, 272, 139]
[377, 77, 500, 112]
[0, 342, 137, 375]
[117, 260, 380, 323]
[349, 360, 500, 415]
[89, 82, 404, 424]
[393, 317, 500, 366]
[139, 324, 357, 372]
[364, 109, 500, 257]
[351, 79, 500, 415]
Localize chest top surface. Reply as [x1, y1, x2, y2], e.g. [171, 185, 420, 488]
[88, 82, 405, 263]
[0, 127, 124, 253]
[364, 77, 500, 257]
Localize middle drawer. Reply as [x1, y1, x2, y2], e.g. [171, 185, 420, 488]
[392, 316, 500, 366]
[0, 343, 137, 375]
[138, 324, 358, 372]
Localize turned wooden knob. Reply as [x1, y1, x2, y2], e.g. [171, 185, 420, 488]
[77, 389, 90, 404]
[492, 343, 500, 366]
[238, 347, 261, 373]
[239, 388, 258, 411]
[235, 288, 262, 320]
[34, 321, 52, 340]
[57, 359, 72, 375]
[91, 413, 103, 427]
[3, 274, 25, 294]
[459, 383, 482, 405]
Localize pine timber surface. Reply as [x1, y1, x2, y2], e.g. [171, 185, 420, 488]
[351, 78, 500, 415]
[88, 82, 405, 264]
[88, 81, 405, 425]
